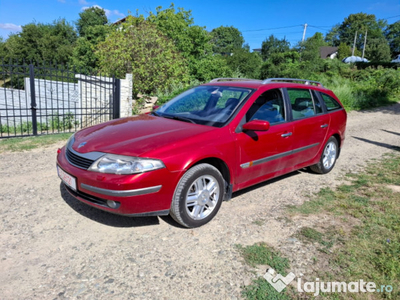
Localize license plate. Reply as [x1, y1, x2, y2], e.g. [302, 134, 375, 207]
[57, 166, 77, 191]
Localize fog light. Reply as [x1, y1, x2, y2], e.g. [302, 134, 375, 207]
[107, 200, 118, 209]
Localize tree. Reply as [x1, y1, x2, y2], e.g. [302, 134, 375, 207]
[190, 55, 232, 82]
[76, 6, 108, 37]
[210, 26, 244, 55]
[337, 42, 352, 60]
[326, 13, 386, 49]
[297, 32, 327, 62]
[385, 21, 400, 56]
[261, 35, 290, 60]
[365, 37, 391, 61]
[70, 25, 112, 70]
[224, 48, 262, 79]
[147, 4, 212, 60]
[4, 19, 77, 63]
[96, 17, 189, 94]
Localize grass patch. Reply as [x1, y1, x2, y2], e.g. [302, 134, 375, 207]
[237, 243, 294, 299]
[0, 132, 72, 153]
[289, 153, 400, 299]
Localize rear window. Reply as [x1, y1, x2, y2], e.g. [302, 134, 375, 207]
[320, 93, 342, 111]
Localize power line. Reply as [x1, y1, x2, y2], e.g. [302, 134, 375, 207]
[242, 25, 301, 32]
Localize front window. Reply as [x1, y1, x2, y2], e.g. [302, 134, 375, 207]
[155, 86, 252, 127]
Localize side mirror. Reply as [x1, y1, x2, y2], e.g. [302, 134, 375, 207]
[242, 120, 270, 131]
[153, 105, 160, 110]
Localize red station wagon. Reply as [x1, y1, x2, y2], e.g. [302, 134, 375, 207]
[57, 78, 347, 227]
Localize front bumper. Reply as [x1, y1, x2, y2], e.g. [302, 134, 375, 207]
[57, 146, 181, 216]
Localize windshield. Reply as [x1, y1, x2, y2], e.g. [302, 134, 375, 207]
[155, 86, 253, 127]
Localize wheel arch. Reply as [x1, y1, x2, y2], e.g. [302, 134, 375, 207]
[331, 133, 341, 158]
[191, 157, 231, 187]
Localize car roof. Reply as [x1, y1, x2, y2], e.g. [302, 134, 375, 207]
[201, 78, 332, 92]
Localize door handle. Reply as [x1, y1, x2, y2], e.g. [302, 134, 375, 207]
[281, 132, 292, 137]
[320, 124, 328, 128]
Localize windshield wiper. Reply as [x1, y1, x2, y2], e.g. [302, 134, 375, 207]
[151, 111, 159, 116]
[160, 114, 196, 124]
[171, 116, 196, 124]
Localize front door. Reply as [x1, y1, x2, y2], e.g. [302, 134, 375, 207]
[234, 89, 296, 188]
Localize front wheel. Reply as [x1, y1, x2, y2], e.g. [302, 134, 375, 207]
[310, 136, 339, 174]
[170, 164, 224, 228]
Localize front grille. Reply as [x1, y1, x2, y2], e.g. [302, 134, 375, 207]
[66, 148, 95, 169]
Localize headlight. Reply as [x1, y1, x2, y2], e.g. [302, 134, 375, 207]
[88, 154, 165, 175]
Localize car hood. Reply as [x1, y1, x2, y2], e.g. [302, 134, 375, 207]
[72, 114, 215, 157]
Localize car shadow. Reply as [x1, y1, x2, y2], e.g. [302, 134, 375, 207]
[352, 136, 400, 152]
[60, 183, 162, 228]
[381, 129, 400, 137]
[231, 170, 302, 199]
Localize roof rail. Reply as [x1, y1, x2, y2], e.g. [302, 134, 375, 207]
[209, 78, 261, 83]
[262, 78, 324, 87]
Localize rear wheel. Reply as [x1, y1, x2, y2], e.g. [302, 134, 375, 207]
[310, 136, 338, 174]
[170, 163, 224, 228]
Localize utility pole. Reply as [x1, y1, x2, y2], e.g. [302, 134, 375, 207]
[362, 30, 368, 59]
[352, 31, 357, 56]
[302, 23, 308, 42]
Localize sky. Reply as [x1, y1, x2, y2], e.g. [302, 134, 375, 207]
[0, 0, 399, 51]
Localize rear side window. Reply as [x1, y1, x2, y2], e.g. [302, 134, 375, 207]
[287, 88, 322, 120]
[320, 93, 342, 111]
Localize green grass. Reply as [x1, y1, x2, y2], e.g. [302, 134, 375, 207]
[0, 132, 72, 153]
[237, 243, 293, 300]
[240, 153, 400, 299]
[289, 153, 400, 299]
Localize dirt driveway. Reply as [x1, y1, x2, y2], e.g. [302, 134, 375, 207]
[1, 103, 399, 300]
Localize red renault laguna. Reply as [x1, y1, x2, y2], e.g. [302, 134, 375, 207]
[57, 78, 346, 227]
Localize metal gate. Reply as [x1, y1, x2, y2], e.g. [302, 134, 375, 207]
[0, 61, 120, 138]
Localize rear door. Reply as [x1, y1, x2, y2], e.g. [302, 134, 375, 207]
[285, 88, 330, 166]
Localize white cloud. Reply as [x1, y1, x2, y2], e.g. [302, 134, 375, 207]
[57, 0, 66, 3]
[81, 5, 125, 18]
[0, 23, 22, 31]
[79, 0, 88, 4]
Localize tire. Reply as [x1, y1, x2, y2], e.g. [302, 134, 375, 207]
[170, 163, 224, 228]
[310, 136, 339, 174]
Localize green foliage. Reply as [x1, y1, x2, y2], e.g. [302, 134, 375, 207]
[385, 21, 400, 56]
[224, 48, 263, 79]
[50, 112, 79, 130]
[326, 13, 387, 49]
[70, 25, 112, 71]
[298, 32, 327, 63]
[365, 37, 392, 61]
[147, 4, 212, 60]
[76, 6, 108, 37]
[337, 42, 352, 60]
[315, 64, 400, 110]
[4, 19, 77, 64]
[261, 35, 290, 61]
[211, 26, 244, 55]
[260, 51, 302, 79]
[96, 16, 189, 94]
[189, 54, 232, 82]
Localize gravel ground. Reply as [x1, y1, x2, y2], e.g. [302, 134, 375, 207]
[0, 103, 399, 300]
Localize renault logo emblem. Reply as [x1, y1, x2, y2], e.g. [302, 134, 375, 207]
[78, 142, 87, 149]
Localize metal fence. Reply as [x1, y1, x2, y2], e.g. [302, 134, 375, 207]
[0, 61, 120, 138]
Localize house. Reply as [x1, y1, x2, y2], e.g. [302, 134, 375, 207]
[320, 46, 338, 59]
